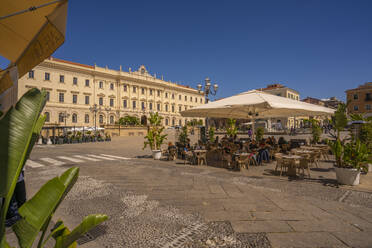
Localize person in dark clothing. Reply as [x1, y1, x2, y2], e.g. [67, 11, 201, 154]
[5, 170, 26, 227]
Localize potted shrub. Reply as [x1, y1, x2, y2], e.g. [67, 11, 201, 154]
[333, 140, 370, 185]
[255, 127, 264, 142]
[226, 118, 238, 138]
[143, 112, 167, 159]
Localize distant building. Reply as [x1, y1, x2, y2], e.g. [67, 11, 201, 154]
[18, 57, 204, 127]
[258, 84, 300, 100]
[346, 82, 372, 117]
[302, 97, 325, 106]
[257, 84, 302, 129]
[321, 97, 343, 109]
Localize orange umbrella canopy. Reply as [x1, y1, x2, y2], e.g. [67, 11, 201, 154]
[0, 0, 68, 95]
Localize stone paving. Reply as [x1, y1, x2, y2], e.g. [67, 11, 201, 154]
[11, 136, 372, 247]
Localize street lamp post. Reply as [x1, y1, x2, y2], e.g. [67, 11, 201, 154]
[105, 107, 111, 124]
[197, 77, 218, 140]
[61, 111, 70, 135]
[89, 104, 101, 131]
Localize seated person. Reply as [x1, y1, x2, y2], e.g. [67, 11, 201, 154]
[257, 140, 270, 165]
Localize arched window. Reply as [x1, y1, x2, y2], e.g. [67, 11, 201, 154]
[85, 114, 89, 123]
[45, 112, 50, 122]
[99, 114, 104, 124]
[172, 118, 175, 126]
[59, 113, 64, 123]
[165, 118, 169, 126]
[110, 115, 114, 124]
[72, 113, 77, 123]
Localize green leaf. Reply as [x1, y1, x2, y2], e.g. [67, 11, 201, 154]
[12, 167, 79, 248]
[54, 215, 108, 248]
[0, 88, 46, 238]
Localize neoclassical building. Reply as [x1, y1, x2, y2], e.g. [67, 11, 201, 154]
[18, 57, 204, 127]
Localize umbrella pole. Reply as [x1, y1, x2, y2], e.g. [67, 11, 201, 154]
[252, 117, 255, 141]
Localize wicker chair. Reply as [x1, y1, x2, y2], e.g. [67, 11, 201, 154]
[298, 156, 311, 178]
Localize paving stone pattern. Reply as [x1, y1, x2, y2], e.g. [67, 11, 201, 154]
[17, 136, 372, 248]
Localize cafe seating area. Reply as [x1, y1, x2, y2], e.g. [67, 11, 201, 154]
[161, 136, 330, 179]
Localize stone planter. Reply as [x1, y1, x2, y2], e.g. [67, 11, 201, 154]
[152, 150, 162, 160]
[335, 167, 361, 186]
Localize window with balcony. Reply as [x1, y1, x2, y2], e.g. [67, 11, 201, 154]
[73, 77, 78, 85]
[59, 75, 64, 83]
[72, 113, 77, 123]
[123, 84, 127, 92]
[157, 90, 160, 97]
[123, 99, 127, 108]
[132, 101, 136, 109]
[185, 95, 187, 101]
[133, 86, 137, 93]
[157, 103, 160, 111]
[165, 104, 168, 112]
[85, 114, 89, 123]
[99, 115, 104, 124]
[45, 112, 50, 122]
[99, 97, 103, 106]
[72, 94, 77, 104]
[85, 95, 89, 105]
[110, 115, 114, 124]
[365, 93, 372, 101]
[150, 89, 153, 95]
[45, 72, 50, 81]
[141, 88, 145, 94]
[141, 102, 145, 110]
[149, 102, 153, 110]
[58, 113, 64, 123]
[165, 92, 168, 98]
[99, 81, 103, 89]
[59, 93, 64, 103]
[165, 118, 169, 126]
[110, 98, 114, 107]
[28, 70, 34, 79]
[190, 96, 192, 102]
[85, 79, 90, 87]
[110, 83, 114, 90]
[195, 97, 197, 103]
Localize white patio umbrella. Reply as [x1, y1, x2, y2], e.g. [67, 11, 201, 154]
[182, 90, 334, 119]
[0, 0, 68, 111]
[181, 90, 334, 137]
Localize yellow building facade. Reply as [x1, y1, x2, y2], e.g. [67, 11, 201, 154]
[18, 57, 204, 127]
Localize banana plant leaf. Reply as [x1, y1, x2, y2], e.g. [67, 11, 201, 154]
[12, 167, 79, 248]
[54, 215, 108, 248]
[0, 88, 46, 239]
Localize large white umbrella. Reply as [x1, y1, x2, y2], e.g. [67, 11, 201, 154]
[0, 0, 68, 111]
[181, 90, 334, 119]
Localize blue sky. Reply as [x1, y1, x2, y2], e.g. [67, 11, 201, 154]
[2, 0, 372, 101]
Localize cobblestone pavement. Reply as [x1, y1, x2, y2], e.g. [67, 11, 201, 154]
[19, 136, 372, 248]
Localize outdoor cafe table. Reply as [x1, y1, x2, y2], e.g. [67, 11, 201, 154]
[281, 154, 302, 176]
[233, 152, 252, 169]
[193, 149, 207, 165]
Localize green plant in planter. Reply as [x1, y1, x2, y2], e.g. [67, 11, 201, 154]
[304, 119, 322, 144]
[328, 139, 344, 167]
[209, 127, 215, 143]
[343, 140, 371, 172]
[143, 112, 167, 150]
[0, 88, 107, 247]
[178, 126, 188, 146]
[226, 118, 238, 137]
[255, 127, 264, 142]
